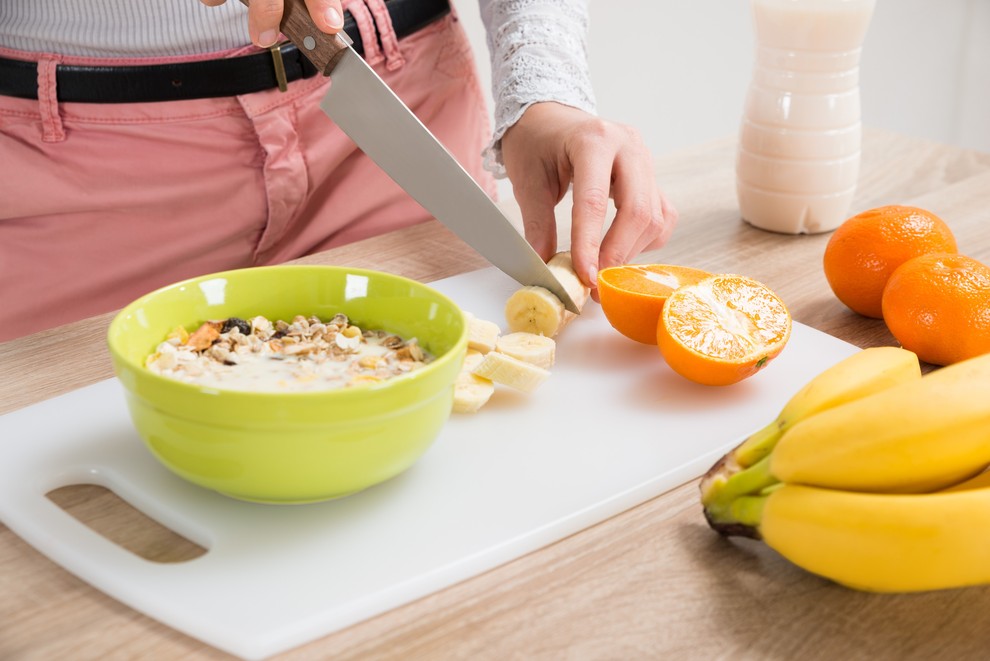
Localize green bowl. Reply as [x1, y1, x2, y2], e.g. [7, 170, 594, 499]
[107, 265, 467, 504]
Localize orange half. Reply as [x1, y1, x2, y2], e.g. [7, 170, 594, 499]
[597, 264, 711, 344]
[657, 274, 792, 386]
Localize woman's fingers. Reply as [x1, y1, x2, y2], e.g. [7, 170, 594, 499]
[304, 0, 345, 32]
[515, 177, 560, 263]
[500, 102, 679, 292]
[568, 121, 617, 289]
[246, 0, 287, 47]
[200, 0, 344, 47]
[594, 127, 666, 270]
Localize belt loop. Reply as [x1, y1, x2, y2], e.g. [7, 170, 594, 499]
[364, 0, 407, 71]
[342, 0, 384, 67]
[269, 43, 290, 92]
[37, 56, 66, 143]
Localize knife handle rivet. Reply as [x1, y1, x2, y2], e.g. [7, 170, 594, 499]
[303, 36, 316, 50]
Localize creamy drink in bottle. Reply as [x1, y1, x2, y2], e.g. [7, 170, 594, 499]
[736, 0, 876, 234]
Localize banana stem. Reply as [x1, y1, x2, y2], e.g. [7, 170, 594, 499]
[700, 420, 785, 505]
[759, 482, 785, 496]
[704, 494, 767, 538]
[699, 453, 734, 506]
[706, 455, 778, 511]
[701, 455, 779, 537]
[730, 495, 767, 528]
[733, 420, 783, 468]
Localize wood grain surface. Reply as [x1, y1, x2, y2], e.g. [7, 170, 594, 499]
[2, 128, 989, 660]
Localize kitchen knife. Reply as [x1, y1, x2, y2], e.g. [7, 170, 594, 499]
[264, 0, 580, 312]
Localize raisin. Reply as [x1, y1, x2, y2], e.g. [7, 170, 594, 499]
[221, 317, 252, 335]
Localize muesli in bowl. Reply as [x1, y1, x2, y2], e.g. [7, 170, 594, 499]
[146, 313, 432, 393]
[107, 265, 467, 504]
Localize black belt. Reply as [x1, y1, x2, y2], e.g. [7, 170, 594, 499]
[0, 0, 449, 104]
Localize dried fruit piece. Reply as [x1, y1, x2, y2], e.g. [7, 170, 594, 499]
[186, 321, 222, 351]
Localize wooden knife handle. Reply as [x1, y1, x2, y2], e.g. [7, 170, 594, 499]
[239, 0, 349, 74]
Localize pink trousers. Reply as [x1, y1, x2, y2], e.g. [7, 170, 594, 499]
[0, 7, 494, 342]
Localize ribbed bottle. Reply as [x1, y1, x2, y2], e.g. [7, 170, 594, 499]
[736, 0, 876, 234]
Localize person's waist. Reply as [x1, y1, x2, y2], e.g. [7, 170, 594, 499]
[0, 0, 450, 104]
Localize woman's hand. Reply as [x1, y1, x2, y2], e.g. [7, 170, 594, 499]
[200, 0, 345, 47]
[500, 102, 678, 297]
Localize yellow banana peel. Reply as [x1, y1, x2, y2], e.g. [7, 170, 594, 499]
[701, 346, 921, 509]
[758, 484, 990, 593]
[703, 350, 990, 594]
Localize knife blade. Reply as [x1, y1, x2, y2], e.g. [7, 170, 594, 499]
[268, 0, 580, 312]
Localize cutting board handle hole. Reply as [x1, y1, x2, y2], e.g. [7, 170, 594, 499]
[46, 484, 207, 563]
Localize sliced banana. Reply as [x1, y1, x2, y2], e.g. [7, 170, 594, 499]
[462, 348, 485, 371]
[452, 370, 495, 413]
[463, 311, 501, 354]
[453, 349, 495, 413]
[504, 251, 590, 337]
[504, 286, 565, 336]
[548, 251, 591, 312]
[496, 332, 556, 369]
[472, 351, 550, 393]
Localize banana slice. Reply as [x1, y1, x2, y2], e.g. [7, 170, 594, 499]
[472, 351, 550, 393]
[504, 286, 565, 336]
[452, 370, 495, 413]
[463, 311, 501, 354]
[504, 251, 590, 337]
[496, 332, 556, 369]
[453, 349, 495, 413]
[462, 348, 485, 371]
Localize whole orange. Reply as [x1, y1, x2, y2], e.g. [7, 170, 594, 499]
[881, 253, 990, 366]
[597, 264, 711, 344]
[823, 205, 957, 318]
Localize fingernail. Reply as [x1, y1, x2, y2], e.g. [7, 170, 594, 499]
[258, 29, 278, 47]
[326, 7, 344, 28]
[588, 267, 598, 285]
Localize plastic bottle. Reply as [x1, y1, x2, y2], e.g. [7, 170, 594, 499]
[736, 0, 876, 234]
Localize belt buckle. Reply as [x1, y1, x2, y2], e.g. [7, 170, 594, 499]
[269, 42, 290, 93]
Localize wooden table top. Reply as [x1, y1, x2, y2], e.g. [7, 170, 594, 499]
[2, 128, 989, 660]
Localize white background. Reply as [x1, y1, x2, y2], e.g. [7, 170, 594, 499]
[454, 0, 990, 198]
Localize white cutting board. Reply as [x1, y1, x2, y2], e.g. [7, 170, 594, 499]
[0, 267, 858, 660]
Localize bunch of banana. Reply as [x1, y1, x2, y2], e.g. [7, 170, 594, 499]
[702, 350, 990, 593]
[700, 346, 922, 507]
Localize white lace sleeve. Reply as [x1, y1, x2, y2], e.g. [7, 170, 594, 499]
[479, 0, 597, 177]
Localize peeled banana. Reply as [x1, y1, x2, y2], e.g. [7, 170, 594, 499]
[496, 332, 556, 369]
[451, 319, 555, 412]
[464, 311, 501, 354]
[547, 251, 590, 316]
[504, 286, 567, 337]
[505, 252, 589, 337]
[472, 351, 550, 393]
[452, 349, 495, 414]
[458, 251, 587, 410]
